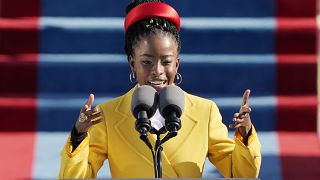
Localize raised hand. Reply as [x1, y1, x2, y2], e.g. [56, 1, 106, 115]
[229, 89, 252, 139]
[75, 94, 104, 133]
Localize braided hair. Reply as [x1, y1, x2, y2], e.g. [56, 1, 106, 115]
[124, 0, 181, 60]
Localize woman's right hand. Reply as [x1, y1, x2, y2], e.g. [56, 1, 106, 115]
[75, 94, 104, 133]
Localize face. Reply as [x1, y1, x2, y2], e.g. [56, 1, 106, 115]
[129, 33, 180, 92]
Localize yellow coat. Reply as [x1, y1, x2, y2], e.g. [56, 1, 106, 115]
[59, 86, 261, 178]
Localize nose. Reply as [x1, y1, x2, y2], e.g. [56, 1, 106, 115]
[151, 61, 164, 76]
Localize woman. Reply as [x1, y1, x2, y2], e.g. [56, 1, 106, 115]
[59, 0, 261, 178]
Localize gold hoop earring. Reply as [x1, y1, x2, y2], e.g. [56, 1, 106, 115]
[174, 73, 183, 85]
[130, 71, 137, 84]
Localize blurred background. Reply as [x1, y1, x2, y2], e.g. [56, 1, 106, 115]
[0, 0, 319, 179]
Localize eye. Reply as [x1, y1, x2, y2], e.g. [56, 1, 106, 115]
[142, 60, 153, 65]
[162, 59, 173, 65]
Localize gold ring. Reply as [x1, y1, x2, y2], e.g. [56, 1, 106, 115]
[79, 113, 88, 122]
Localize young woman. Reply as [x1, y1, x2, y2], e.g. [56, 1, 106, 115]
[59, 0, 261, 178]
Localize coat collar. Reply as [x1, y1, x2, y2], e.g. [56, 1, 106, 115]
[113, 85, 198, 177]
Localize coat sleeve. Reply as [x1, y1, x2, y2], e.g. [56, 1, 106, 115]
[207, 102, 261, 178]
[58, 105, 108, 179]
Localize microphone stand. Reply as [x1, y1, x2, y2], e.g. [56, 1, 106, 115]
[137, 131, 157, 177]
[150, 127, 178, 178]
[136, 111, 158, 177]
[137, 122, 179, 178]
[150, 127, 165, 178]
[155, 132, 163, 178]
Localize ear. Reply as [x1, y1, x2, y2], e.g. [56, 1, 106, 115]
[175, 57, 180, 71]
[128, 56, 135, 71]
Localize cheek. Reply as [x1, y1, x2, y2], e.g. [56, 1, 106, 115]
[166, 66, 178, 83]
[135, 67, 149, 83]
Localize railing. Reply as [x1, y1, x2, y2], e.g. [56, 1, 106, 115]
[317, 0, 320, 140]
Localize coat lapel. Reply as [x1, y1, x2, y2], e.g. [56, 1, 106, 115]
[113, 86, 198, 177]
[159, 92, 198, 160]
[113, 86, 153, 165]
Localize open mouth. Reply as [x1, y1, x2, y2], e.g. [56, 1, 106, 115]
[146, 80, 167, 91]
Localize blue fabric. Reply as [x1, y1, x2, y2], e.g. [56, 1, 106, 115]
[41, 0, 275, 17]
[40, 26, 275, 54]
[38, 59, 275, 95]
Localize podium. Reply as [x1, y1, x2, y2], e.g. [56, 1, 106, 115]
[95, 178, 260, 180]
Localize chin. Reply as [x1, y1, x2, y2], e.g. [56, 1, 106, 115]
[152, 85, 166, 92]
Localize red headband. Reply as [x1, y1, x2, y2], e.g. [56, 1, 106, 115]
[124, 2, 180, 32]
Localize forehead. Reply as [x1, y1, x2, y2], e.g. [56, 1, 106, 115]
[134, 33, 178, 54]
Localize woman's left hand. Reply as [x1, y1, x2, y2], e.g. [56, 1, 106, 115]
[229, 89, 252, 138]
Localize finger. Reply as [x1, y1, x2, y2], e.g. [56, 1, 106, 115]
[92, 106, 99, 113]
[84, 108, 100, 116]
[241, 89, 250, 106]
[234, 111, 248, 119]
[85, 94, 95, 109]
[233, 123, 242, 129]
[81, 94, 94, 112]
[88, 112, 103, 120]
[239, 106, 252, 114]
[229, 122, 245, 129]
[229, 123, 236, 128]
[90, 118, 104, 125]
[80, 104, 89, 113]
[84, 107, 101, 117]
[229, 118, 248, 127]
[233, 118, 245, 123]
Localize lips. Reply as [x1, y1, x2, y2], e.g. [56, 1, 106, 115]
[146, 79, 167, 91]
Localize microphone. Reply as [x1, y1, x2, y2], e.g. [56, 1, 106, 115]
[159, 85, 185, 136]
[131, 85, 158, 148]
[131, 85, 159, 176]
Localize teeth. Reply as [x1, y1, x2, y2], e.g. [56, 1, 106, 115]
[148, 81, 165, 85]
[149, 82, 162, 85]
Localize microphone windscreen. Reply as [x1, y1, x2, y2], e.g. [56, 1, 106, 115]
[131, 85, 158, 118]
[159, 85, 185, 118]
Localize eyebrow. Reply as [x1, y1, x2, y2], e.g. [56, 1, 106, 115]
[140, 54, 175, 58]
